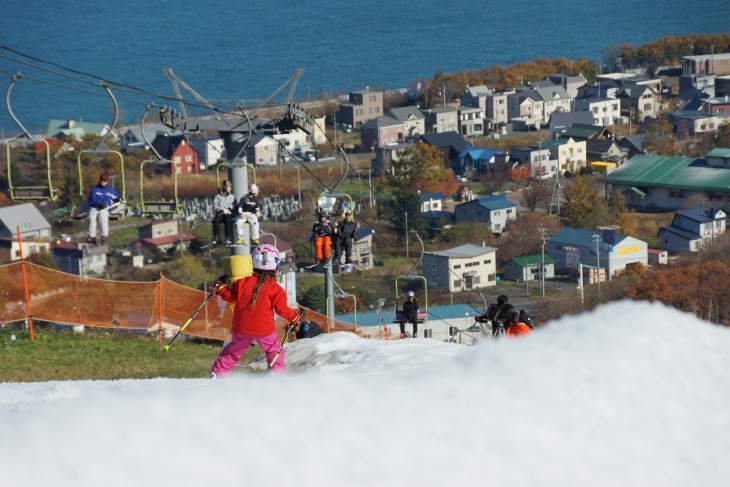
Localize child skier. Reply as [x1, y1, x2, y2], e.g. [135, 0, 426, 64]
[209, 244, 301, 377]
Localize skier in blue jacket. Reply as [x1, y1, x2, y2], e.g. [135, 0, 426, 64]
[87, 172, 122, 245]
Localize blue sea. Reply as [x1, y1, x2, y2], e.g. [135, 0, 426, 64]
[0, 0, 728, 134]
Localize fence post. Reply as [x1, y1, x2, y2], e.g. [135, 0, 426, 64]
[158, 272, 164, 345]
[16, 226, 34, 342]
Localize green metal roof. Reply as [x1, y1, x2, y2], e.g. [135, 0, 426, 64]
[707, 148, 730, 158]
[604, 154, 730, 192]
[511, 254, 555, 267]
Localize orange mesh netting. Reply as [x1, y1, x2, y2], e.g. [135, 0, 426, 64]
[0, 262, 381, 343]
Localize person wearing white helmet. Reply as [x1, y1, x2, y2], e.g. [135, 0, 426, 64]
[209, 244, 301, 376]
[399, 290, 419, 338]
[235, 183, 261, 245]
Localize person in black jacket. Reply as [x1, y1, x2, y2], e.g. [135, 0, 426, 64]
[312, 212, 334, 263]
[400, 290, 419, 338]
[333, 211, 358, 264]
[475, 294, 514, 336]
[295, 320, 325, 340]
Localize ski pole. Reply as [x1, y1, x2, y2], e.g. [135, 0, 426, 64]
[266, 309, 305, 371]
[162, 291, 217, 352]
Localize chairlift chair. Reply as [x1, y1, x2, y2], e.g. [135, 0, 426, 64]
[4, 75, 60, 201]
[137, 104, 181, 216]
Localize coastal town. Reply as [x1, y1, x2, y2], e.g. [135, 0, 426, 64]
[2, 40, 730, 338]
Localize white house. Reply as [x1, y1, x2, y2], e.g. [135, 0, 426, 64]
[547, 227, 648, 277]
[420, 192, 444, 212]
[454, 194, 517, 233]
[423, 243, 498, 292]
[189, 135, 225, 169]
[658, 207, 726, 253]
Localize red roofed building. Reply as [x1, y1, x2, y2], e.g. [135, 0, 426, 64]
[138, 219, 195, 252]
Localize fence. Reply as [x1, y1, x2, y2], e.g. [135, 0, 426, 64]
[0, 261, 378, 344]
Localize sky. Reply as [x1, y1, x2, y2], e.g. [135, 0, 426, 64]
[1, 300, 729, 487]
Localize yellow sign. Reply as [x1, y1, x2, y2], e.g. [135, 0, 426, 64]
[617, 245, 640, 255]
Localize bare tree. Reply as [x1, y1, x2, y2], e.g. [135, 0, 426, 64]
[521, 180, 552, 212]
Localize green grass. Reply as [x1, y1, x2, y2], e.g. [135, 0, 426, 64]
[0, 325, 262, 383]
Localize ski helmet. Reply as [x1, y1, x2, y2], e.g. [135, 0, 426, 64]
[407, 290, 415, 297]
[222, 180, 232, 189]
[250, 184, 259, 194]
[252, 244, 280, 271]
[319, 211, 327, 219]
[497, 294, 508, 305]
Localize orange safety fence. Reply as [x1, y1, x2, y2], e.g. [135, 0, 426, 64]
[0, 261, 382, 344]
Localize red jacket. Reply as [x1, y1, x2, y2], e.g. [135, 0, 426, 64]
[505, 322, 533, 337]
[216, 274, 298, 336]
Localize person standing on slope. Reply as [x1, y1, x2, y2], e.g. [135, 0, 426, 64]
[209, 244, 301, 377]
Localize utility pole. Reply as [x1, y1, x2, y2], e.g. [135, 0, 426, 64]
[404, 211, 409, 260]
[592, 234, 602, 297]
[538, 227, 547, 298]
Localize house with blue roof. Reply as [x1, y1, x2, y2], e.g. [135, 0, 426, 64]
[419, 192, 444, 212]
[456, 147, 507, 175]
[658, 207, 726, 253]
[454, 194, 517, 233]
[547, 227, 648, 278]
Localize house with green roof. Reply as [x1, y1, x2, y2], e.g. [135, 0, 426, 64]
[45, 119, 111, 140]
[504, 254, 555, 282]
[604, 149, 730, 212]
[559, 123, 613, 141]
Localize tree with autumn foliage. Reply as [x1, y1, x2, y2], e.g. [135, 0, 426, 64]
[389, 141, 457, 195]
[626, 260, 730, 325]
[509, 164, 532, 187]
[610, 192, 637, 236]
[642, 118, 681, 157]
[500, 213, 562, 265]
[522, 179, 552, 212]
[562, 175, 611, 230]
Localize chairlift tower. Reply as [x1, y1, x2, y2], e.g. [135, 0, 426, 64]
[159, 70, 314, 256]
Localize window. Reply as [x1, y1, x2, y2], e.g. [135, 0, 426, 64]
[185, 154, 192, 162]
[644, 103, 652, 111]
[483, 259, 492, 264]
[454, 264, 461, 269]
[454, 280, 462, 288]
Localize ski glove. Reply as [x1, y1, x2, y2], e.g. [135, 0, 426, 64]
[99, 203, 107, 210]
[223, 209, 231, 215]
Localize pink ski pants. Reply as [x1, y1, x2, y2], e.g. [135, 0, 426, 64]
[212, 331, 286, 375]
